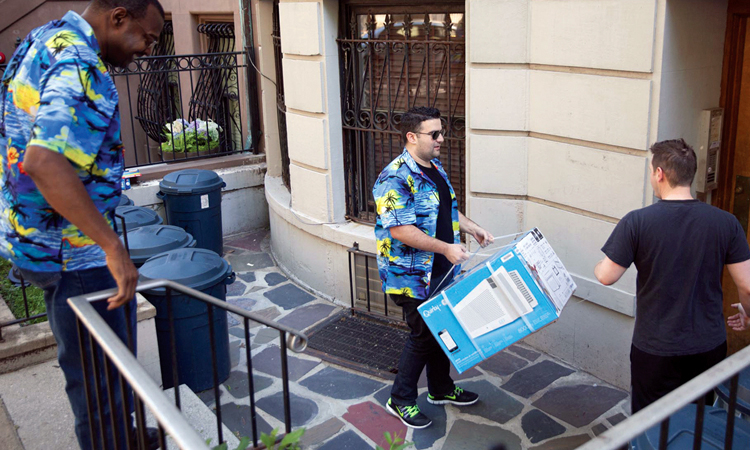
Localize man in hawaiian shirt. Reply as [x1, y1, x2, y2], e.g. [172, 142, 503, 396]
[373, 106, 494, 428]
[0, 0, 163, 448]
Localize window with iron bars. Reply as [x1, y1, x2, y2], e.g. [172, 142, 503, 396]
[272, 0, 291, 189]
[338, 1, 466, 224]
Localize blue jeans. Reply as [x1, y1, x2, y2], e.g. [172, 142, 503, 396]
[20, 266, 137, 450]
[390, 294, 454, 406]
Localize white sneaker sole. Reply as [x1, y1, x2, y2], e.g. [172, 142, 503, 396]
[385, 402, 433, 429]
[427, 396, 479, 406]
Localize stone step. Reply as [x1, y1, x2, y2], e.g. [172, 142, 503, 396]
[145, 384, 241, 450]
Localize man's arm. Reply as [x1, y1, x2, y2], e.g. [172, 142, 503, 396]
[727, 260, 750, 316]
[594, 256, 628, 286]
[390, 225, 468, 265]
[458, 212, 494, 247]
[23, 146, 137, 310]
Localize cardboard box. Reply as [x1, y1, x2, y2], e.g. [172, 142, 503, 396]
[417, 228, 576, 373]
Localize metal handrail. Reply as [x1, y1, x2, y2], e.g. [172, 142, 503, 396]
[577, 343, 750, 450]
[69, 291, 207, 449]
[68, 278, 309, 449]
[73, 279, 308, 352]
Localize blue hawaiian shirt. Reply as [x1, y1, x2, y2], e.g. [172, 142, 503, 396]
[373, 149, 460, 300]
[0, 11, 123, 272]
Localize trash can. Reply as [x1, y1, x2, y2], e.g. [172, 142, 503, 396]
[115, 206, 163, 235]
[157, 169, 225, 256]
[121, 225, 196, 267]
[631, 404, 750, 449]
[119, 194, 134, 207]
[138, 248, 234, 392]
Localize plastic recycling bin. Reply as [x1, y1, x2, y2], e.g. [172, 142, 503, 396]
[121, 225, 196, 267]
[157, 169, 225, 256]
[138, 248, 235, 391]
[115, 206, 162, 235]
[631, 404, 750, 449]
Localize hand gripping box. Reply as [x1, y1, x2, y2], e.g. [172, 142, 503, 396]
[417, 228, 576, 373]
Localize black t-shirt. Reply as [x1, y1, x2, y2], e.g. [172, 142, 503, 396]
[418, 162, 454, 292]
[602, 199, 750, 356]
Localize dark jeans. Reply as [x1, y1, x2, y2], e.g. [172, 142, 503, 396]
[390, 293, 454, 406]
[630, 341, 726, 414]
[20, 266, 137, 450]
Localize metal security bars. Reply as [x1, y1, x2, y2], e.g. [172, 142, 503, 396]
[578, 344, 750, 450]
[338, 4, 466, 223]
[70, 279, 307, 449]
[347, 242, 404, 321]
[112, 51, 251, 167]
[272, 0, 291, 189]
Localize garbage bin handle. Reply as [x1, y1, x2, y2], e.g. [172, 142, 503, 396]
[156, 191, 165, 200]
[220, 181, 226, 189]
[224, 272, 236, 285]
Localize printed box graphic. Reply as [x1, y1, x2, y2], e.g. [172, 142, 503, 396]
[418, 228, 576, 373]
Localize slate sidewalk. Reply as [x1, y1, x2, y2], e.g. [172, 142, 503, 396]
[211, 229, 631, 450]
[0, 228, 631, 450]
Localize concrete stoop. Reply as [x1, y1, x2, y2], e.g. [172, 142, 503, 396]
[146, 384, 241, 450]
[0, 294, 162, 384]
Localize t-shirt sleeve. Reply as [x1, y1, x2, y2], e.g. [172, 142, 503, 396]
[28, 58, 114, 170]
[601, 212, 636, 268]
[373, 172, 416, 229]
[725, 217, 750, 264]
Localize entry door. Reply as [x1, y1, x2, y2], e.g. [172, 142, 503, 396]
[718, 2, 750, 355]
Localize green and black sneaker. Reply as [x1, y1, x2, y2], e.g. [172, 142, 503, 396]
[386, 398, 433, 429]
[427, 386, 479, 406]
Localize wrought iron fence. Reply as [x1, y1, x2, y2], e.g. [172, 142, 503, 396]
[69, 278, 308, 449]
[338, 6, 466, 223]
[578, 344, 750, 450]
[111, 49, 257, 168]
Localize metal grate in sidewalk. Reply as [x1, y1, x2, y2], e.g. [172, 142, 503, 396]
[306, 311, 408, 379]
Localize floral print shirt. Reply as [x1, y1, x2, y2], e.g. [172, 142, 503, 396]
[373, 149, 460, 300]
[0, 11, 123, 271]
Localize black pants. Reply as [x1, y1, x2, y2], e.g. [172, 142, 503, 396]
[630, 341, 726, 414]
[390, 294, 454, 406]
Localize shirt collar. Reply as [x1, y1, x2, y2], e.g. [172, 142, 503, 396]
[62, 11, 101, 56]
[399, 148, 443, 175]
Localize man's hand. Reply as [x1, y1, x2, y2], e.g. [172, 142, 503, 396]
[105, 243, 138, 310]
[728, 303, 750, 331]
[472, 227, 494, 248]
[444, 243, 469, 265]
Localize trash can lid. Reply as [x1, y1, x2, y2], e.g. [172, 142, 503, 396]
[121, 225, 196, 265]
[159, 169, 226, 195]
[139, 248, 232, 293]
[115, 206, 163, 234]
[118, 194, 134, 207]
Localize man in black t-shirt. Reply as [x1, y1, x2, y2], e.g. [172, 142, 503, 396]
[594, 138, 750, 414]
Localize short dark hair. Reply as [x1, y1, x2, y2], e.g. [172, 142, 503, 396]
[400, 106, 441, 142]
[92, 0, 165, 19]
[650, 139, 697, 187]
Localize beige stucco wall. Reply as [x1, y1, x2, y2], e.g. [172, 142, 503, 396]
[264, 0, 729, 390]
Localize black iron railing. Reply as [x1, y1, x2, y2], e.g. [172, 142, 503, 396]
[111, 50, 259, 168]
[70, 279, 307, 449]
[579, 344, 750, 450]
[338, 6, 466, 223]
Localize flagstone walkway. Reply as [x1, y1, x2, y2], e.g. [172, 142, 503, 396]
[207, 229, 631, 449]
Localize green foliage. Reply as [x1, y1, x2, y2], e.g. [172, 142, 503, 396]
[211, 428, 304, 450]
[161, 118, 222, 153]
[376, 431, 415, 450]
[0, 258, 46, 324]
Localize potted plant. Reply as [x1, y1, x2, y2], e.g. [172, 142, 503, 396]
[160, 118, 223, 159]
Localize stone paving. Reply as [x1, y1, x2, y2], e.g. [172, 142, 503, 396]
[195, 229, 631, 450]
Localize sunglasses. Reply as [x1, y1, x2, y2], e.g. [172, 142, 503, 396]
[413, 129, 445, 140]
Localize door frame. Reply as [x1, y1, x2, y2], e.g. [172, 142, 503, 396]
[716, 3, 750, 211]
